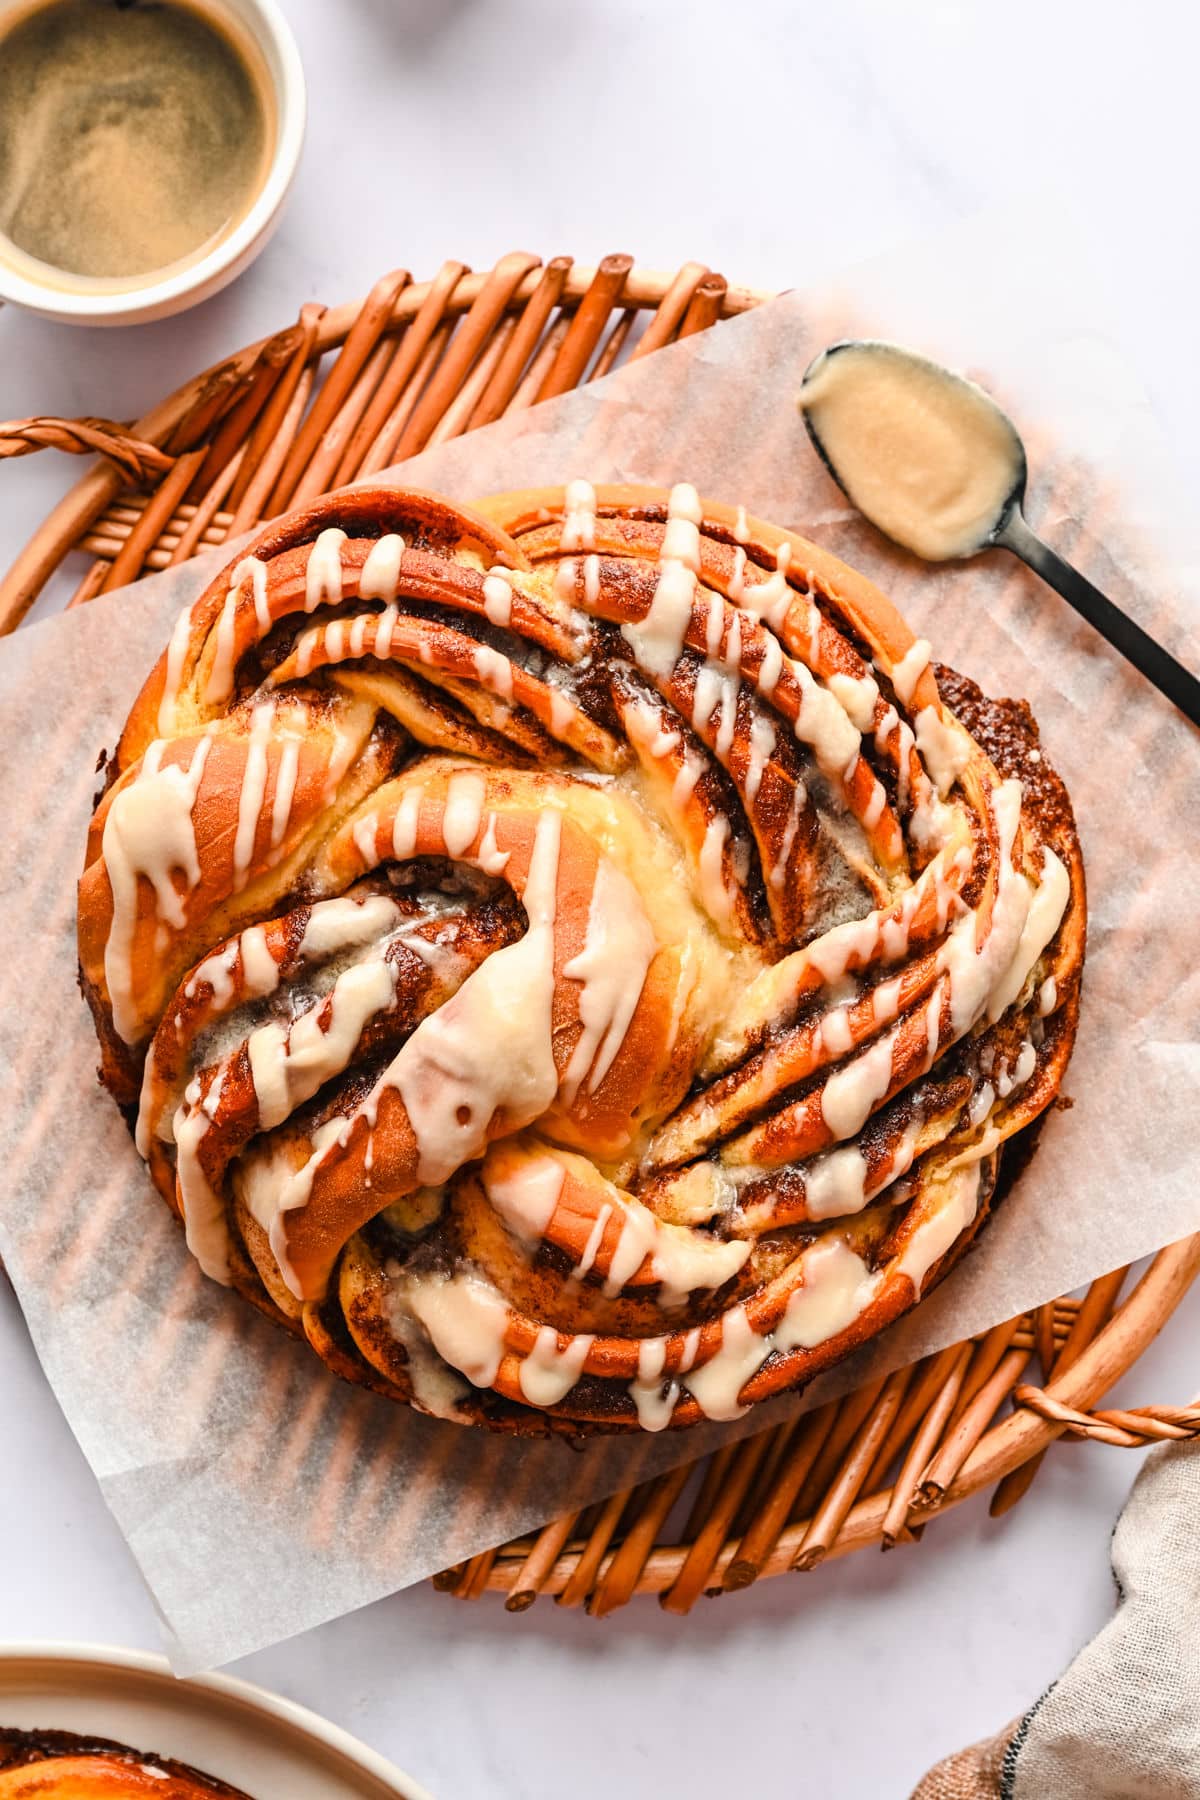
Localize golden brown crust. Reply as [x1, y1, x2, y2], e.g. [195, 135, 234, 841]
[79, 481, 1085, 1434]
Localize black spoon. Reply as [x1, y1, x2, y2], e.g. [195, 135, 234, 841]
[798, 339, 1200, 730]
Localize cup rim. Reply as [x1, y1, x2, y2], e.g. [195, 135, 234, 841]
[0, 0, 306, 322]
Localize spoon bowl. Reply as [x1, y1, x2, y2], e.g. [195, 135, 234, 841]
[798, 338, 1200, 728]
[799, 338, 1029, 561]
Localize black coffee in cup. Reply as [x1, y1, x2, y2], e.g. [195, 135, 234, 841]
[0, 0, 275, 292]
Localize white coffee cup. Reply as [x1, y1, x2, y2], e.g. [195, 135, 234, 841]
[0, 0, 305, 326]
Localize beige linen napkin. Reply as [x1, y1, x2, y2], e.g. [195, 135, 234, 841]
[914, 1441, 1200, 1799]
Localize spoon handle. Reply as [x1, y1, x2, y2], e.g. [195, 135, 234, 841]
[998, 507, 1200, 730]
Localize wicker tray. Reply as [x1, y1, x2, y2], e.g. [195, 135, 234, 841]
[4, 252, 1198, 1616]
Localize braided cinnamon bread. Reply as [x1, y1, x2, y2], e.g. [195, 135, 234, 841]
[78, 482, 1084, 1433]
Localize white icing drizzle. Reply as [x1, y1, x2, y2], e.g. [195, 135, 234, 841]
[477, 813, 510, 876]
[247, 957, 399, 1131]
[573, 1202, 612, 1282]
[806, 603, 822, 667]
[623, 563, 696, 678]
[482, 1153, 566, 1246]
[891, 637, 932, 706]
[737, 542, 792, 634]
[791, 659, 863, 780]
[232, 813, 568, 1298]
[827, 670, 881, 731]
[275, 808, 563, 1265]
[321, 714, 364, 804]
[102, 737, 212, 1043]
[715, 670, 740, 760]
[239, 923, 279, 994]
[922, 975, 946, 1069]
[692, 662, 740, 760]
[294, 628, 317, 678]
[805, 1111, 924, 1221]
[482, 568, 514, 627]
[756, 631, 782, 696]
[390, 784, 425, 860]
[472, 644, 514, 703]
[232, 700, 276, 890]
[893, 719, 917, 810]
[158, 599, 197, 735]
[561, 479, 597, 551]
[744, 714, 776, 802]
[682, 1305, 764, 1421]
[243, 555, 270, 631]
[173, 1094, 226, 1280]
[297, 893, 401, 958]
[205, 556, 268, 703]
[481, 1150, 750, 1306]
[403, 1270, 511, 1388]
[375, 603, 399, 659]
[896, 1161, 983, 1295]
[605, 1200, 748, 1304]
[775, 1236, 880, 1349]
[995, 1039, 1037, 1099]
[660, 482, 703, 569]
[352, 811, 379, 865]
[821, 1030, 895, 1139]
[819, 1005, 855, 1057]
[629, 1338, 679, 1431]
[548, 689, 575, 737]
[270, 733, 301, 850]
[915, 704, 970, 794]
[1038, 975, 1058, 1015]
[620, 484, 701, 678]
[697, 814, 736, 925]
[184, 941, 239, 1008]
[664, 1234, 882, 1425]
[704, 589, 724, 656]
[936, 781, 1031, 1038]
[441, 769, 487, 858]
[862, 780, 887, 831]
[769, 782, 808, 892]
[733, 504, 749, 542]
[305, 528, 348, 610]
[360, 533, 405, 601]
[804, 1144, 869, 1220]
[561, 856, 657, 1101]
[967, 1081, 996, 1128]
[986, 846, 1070, 1022]
[206, 583, 241, 705]
[519, 1326, 596, 1406]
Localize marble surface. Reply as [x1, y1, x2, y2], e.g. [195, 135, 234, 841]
[2, 2, 1198, 1794]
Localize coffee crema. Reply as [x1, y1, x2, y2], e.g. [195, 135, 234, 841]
[0, 0, 274, 292]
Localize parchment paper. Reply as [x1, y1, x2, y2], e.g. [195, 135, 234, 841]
[2, 215, 1198, 1671]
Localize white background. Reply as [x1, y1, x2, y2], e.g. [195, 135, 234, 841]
[3, 3, 1199, 1795]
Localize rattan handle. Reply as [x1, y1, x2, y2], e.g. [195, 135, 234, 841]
[1015, 1384, 1200, 1447]
[0, 415, 174, 487]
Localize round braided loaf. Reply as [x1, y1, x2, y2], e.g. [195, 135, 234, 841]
[79, 482, 1084, 1433]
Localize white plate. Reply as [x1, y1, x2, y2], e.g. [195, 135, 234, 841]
[0, 1643, 432, 1798]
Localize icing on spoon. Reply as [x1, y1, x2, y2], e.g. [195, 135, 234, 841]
[799, 340, 1200, 729]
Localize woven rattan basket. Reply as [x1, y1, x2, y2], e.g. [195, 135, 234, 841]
[4, 252, 1198, 1616]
